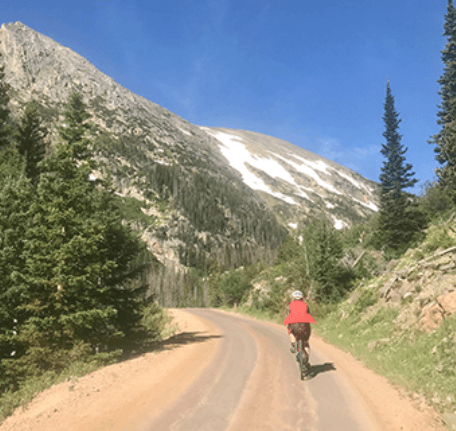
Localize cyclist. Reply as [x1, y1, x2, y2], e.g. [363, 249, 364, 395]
[283, 290, 316, 368]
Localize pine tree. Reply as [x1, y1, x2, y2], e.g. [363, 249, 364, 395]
[0, 61, 34, 372]
[17, 100, 47, 185]
[4, 94, 145, 376]
[378, 80, 422, 249]
[0, 54, 12, 149]
[57, 92, 93, 161]
[302, 214, 348, 303]
[0, 176, 34, 369]
[431, 0, 456, 200]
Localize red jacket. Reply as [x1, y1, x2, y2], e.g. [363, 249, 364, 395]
[283, 300, 316, 326]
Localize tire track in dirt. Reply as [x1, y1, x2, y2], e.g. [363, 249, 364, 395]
[214, 310, 376, 431]
[149, 310, 258, 431]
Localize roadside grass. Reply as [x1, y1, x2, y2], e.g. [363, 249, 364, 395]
[316, 306, 456, 414]
[0, 355, 116, 423]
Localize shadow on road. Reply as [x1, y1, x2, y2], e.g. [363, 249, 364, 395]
[309, 362, 336, 378]
[119, 331, 223, 362]
[156, 331, 223, 351]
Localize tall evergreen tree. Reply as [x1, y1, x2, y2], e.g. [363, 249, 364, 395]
[0, 54, 12, 149]
[2, 93, 145, 378]
[0, 176, 34, 369]
[57, 92, 93, 161]
[302, 214, 348, 303]
[17, 100, 47, 185]
[378, 80, 421, 249]
[430, 0, 456, 200]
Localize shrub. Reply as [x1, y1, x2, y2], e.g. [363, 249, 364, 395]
[262, 278, 289, 317]
[218, 269, 253, 306]
[353, 287, 378, 313]
[422, 227, 456, 253]
[419, 181, 453, 221]
[140, 302, 172, 341]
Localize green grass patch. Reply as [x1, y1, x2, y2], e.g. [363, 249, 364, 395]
[316, 306, 456, 414]
[0, 354, 116, 423]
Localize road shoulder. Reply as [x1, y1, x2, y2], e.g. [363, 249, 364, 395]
[0, 308, 222, 431]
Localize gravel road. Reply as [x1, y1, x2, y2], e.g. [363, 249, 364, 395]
[0, 308, 446, 431]
[151, 308, 376, 431]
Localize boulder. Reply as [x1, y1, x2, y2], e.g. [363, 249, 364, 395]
[438, 289, 456, 315]
[420, 301, 445, 332]
[398, 280, 414, 298]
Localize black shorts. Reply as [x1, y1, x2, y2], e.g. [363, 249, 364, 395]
[288, 322, 311, 341]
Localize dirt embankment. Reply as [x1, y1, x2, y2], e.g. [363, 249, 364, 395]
[0, 309, 222, 431]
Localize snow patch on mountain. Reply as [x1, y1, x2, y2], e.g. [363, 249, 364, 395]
[179, 128, 191, 136]
[289, 154, 332, 174]
[332, 216, 349, 230]
[351, 196, 379, 212]
[273, 153, 342, 195]
[204, 129, 305, 205]
[336, 170, 366, 191]
[294, 188, 312, 201]
[199, 127, 378, 230]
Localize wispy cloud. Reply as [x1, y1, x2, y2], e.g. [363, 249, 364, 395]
[156, 57, 210, 120]
[316, 137, 380, 181]
[94, 1, 149, 82]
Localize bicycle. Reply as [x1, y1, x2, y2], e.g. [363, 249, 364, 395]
[296, 339, 311, 380]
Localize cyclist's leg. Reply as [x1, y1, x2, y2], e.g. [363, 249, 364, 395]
[302, 323, 311, 360]
[302, 341, 310, 360]
[301, 323, 312, 377]
[289, 329, 296, 343]
[288, 324, 298, 353]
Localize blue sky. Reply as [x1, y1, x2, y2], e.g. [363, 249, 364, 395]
[2, 0, 449, 193]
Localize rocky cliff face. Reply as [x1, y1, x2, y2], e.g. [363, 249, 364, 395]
[0, 22, 379, 304]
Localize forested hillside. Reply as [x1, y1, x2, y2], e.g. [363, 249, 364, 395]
[0, 78, 178, 413]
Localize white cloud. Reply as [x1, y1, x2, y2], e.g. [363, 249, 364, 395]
[316, 137, 380, 181]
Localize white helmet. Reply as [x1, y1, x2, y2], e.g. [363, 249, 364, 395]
[292, 290, 303, 300]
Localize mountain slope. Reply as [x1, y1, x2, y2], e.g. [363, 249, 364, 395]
[0, 21, 379, 303]
[201, 127, 378, 229]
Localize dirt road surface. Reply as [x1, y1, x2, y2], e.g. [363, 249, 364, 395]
[0, 308, 447, 431]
